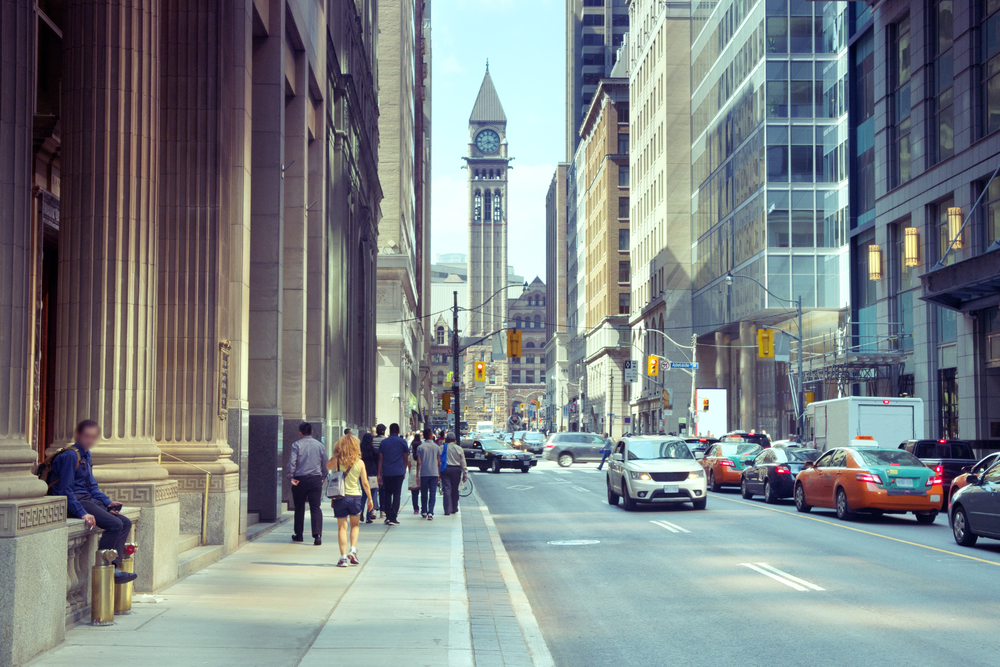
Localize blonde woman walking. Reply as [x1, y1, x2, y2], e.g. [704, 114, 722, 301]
[327, 434, 374, 567]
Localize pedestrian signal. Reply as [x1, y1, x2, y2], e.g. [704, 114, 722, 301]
[474, 361, 486, 382]
[647, 356, 659, 376]
[757, 329, 774, 358]
[702, 398, 709, 411]
[507, 329, 522, 358]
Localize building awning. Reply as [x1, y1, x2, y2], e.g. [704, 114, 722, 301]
[919, 248, 1000, 312]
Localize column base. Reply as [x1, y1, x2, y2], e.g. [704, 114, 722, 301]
[101, 480, 180, 592]
[0, 497, 68, 666]
[248, 414, 284, 522]
[175, 472, 241, 553]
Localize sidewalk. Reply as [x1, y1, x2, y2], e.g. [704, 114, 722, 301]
[26, 495, 550, 667]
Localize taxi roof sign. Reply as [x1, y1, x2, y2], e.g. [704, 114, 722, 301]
[854, 435, 874, 440]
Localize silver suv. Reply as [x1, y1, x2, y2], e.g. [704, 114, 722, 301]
[606, 436, 708, 511]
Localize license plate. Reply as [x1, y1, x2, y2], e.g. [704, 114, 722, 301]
[931, 494, 941, 503]
[663, 485, 678, 494]
[896, 478, 914, 488]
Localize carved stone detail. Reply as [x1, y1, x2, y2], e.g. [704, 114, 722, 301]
[0, 497, 66, 537]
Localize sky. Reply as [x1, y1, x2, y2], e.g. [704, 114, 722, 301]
[430, 0, 565, 281]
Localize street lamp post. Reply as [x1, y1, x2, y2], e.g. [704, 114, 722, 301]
[726, 272, 804, 440]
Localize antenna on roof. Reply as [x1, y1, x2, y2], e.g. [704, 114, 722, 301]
[486, 58, 489, 72]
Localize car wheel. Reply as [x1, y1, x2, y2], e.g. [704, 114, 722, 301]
[520, 466, 530, 473]
[952, 505, 978, 546]
[607, 479, 619, 506]
[740, 478, 753, 499]
[557, 452, 574, 468]
[491, 459, 501, 474]
[835, 488, 855, 521]
[709, 470, 721, 493]
[915, 511, 937, 525]
[763, 480, 776, 504]
[794, 483, 811, 513]
[622, 480, 637, 511]
[692, 497, 707, 510]
[478, 466, 488, 473]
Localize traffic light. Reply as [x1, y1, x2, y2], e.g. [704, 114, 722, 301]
[474, 361, 486, 382]
[647, 355, 659, 376]
[507, 329, 522, 358]
[702, 397, 709, 411]
[442, 392, 451, 412]
[519, 402, 525, 411]
[757, 328, 774, 358]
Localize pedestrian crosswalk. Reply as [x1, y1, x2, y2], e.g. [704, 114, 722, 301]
[471, 467, 606, 476]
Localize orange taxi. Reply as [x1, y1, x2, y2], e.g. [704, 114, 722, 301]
[702, 442, 762, 492]
[793, 441, 942, 523]
[949, 453, 1000, 505]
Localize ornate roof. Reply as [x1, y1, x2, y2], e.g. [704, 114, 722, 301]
[469, 69, 507, 124]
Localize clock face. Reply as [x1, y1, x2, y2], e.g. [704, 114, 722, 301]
[476, 129, 501, 154]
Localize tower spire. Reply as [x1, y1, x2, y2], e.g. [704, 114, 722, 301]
[486, 58, 489, 72]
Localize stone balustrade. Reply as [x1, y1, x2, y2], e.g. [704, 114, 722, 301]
[65, 508, 141, 626]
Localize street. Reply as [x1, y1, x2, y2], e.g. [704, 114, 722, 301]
[472, 459, 1000, 667]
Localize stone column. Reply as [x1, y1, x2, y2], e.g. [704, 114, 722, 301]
[0, 2, 69, 663]
[156, 0, 241, 553]
[739, 321, 757, 431]
[59, 0, 178, 591]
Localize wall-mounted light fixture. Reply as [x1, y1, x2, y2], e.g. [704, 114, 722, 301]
[904, 227, 919, 267]
[948, 206, 964, 250]
[868, 243, 883, 281]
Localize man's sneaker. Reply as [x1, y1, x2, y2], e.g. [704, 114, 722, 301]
[389, 519, 401, 526]
[114, 569, 138, 584]
[384, 518, 392, 525]
[348, 549, 359, 565]
[427, 514, 434, 521]
[337, 556, 350, 568]
[314, 537, 322, 546]
[291, 534, 304, 542]
[421, 513, 427, 518]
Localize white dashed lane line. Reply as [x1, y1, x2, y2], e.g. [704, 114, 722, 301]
[740, 562, 825, 592]
[649, 520, 691, 534]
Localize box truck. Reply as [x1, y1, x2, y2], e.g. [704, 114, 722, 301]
[805, 397, 924, 451]
[693, 388, 728, 438]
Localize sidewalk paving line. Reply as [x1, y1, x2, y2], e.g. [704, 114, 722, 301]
[470, 488, 556, 667]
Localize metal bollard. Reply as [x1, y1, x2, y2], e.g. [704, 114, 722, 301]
[91, 548, 118, 625]
[114, 543, 137, 615]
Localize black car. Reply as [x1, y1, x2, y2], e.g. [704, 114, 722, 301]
[722, 431, 773, 449]
[684, 437, 719, 458]
[465, 438, 536, 473]
[740, 446, 821, 503]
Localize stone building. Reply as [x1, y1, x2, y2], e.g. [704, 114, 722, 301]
[429, 316, 455, 430]
[545, 164, 571, 431]
[507, 279, 549, 429]
[0, 1, 381, 661]
[376, 0, 433, 431]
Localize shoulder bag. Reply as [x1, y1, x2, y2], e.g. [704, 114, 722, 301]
[326, 457, 346, 500]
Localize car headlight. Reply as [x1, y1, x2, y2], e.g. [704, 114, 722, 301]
[502, 455, 516, 460]
[629, 471, 652, 481]
[688, 470, 705, 479]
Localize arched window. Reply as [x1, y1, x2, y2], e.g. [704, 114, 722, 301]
[516, 316, 523, 329]
[474, 190, 482, 223]
[534, 315, 541, 329]
[437, 371, 444, 385]
[436, 326, 445, 345]
[484, 190, 492, 222]
[525, 341, 536, 348]
[493, 190, 502, 221]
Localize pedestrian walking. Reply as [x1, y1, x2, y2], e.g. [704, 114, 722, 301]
[373, 424, 387, 516]
[326, 434, 374, 567]
[377, 423, 410, 525]
[287, 422, 328, 544]
[440, 432, 467, 516]
[416, 428, 442, 519]
[359, 433, 380, 523]
[597, 433, 614, 470]
[407, 434, 422, 514]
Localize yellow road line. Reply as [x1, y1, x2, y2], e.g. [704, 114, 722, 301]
[712, 493, 1000, 568]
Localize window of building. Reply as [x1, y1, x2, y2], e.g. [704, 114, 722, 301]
[516, 316, 523, 329]
[889, 15, 912, 187]
[889, 220, 915, 352]
[767, 191, 790, 247]
[618, 103, 629, 123]
[511, 370, 521, 384]
[583, 13, 605, 25]
[618, 197, 629, 219]
[489, 370, 496, 385]
[767, 126, 789, 182]
[526, 370, 535, 383]
[618, 228, 630, 250]
[583, 52, 605, 66]
[583, 72, 601, 85]
[790, 15, 813, 53]
[854, 228, 878, 350]
[436, 326, 445, 344]
[766, 61, 789, 117]
[854, 29, 875, 228]
[582, 34, 604, 46]
[494, 191, 502, 221]
[767, 1, 788, 54]
[930, 0, 955, 164]
[612, 33, 624, 48]
[437, 371, 444, 385]
[534, 315, 541, 329]
[618, 165, 629, 187]
[583, 0, 603, 5]
[484, 190, 492, 222]
[617, 133, 629, 153]
[935, 195, 957, 265]
[981, 0, 1000, 135]
[526, 354, 535, 364]
[473, 191, 483, 222]
[791, 191, 814, 247]
[619, 292, 630, 314]
[618, 261, 630, 283]
[937, 305, 958, 343]
[790, 61, 813, 117]
[541, 371, 547, 383]
[984, 176, 1000, 248]
[939, 367, 959, 438]
[791, 126, 814, 182]
[612, 14, 628, 26]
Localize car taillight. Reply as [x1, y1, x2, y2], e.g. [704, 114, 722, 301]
[719, 459, 734, 467]
[927, 476, 943, 487]
[775, 466, 791, 474]
[856, 472, 883, 485]
[544, 444, 554, 449]
[934, 465, 944, 476]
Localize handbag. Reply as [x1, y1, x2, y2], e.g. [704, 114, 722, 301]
[440, 441, 448, 473]
[325, 457, 346, 500]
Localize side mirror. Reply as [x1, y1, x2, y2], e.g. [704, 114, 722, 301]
[960, 466, 971, 474]
[802, 461, 814, 470]
[612, 453, 623, 462]
[694, 452, 704, 460]
[967, 474, 979, 485]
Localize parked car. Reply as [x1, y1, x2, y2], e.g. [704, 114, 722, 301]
[543, 432, 608, 467]
[701, 442, 763, 491]
[794, 447, 942, 523]
[950, 453, 1000, 505]
[606, 436, 707, 511]
[464, 437, 535, 473]
[684, 437, 719, 458]
[721, 431, 773, 449]
[950, 464, 1000, 546]
[741, 447, 821, 503]
[898, 439, 977, 510]
[520, 431, 546, 454]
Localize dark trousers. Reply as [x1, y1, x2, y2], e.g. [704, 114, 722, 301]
[361, 484, 376, 520]
[441, 466, 463, 514]
[382, 474, 405, 521]
[78, 496, 132, 567]
[419, 477, 438, 515]
[410, 488, 420, 511]
[291, 475, 324, 538]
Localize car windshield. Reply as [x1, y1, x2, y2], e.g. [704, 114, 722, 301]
[478, 439, 506, 450]
[786, 449, 821, 462]
[717, 444, 762, 457]
[627, 440, 694, 461]
[524, 433, 544, 442]
[856, 449, 925, 467]
[914, 442, 974, 459]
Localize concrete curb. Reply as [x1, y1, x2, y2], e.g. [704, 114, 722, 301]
[471, 488, 556, 667]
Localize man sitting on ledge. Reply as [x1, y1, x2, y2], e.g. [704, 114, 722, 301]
[51, 419, 138, 585]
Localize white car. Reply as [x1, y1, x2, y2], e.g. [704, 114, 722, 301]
[606, 436, 708, 511]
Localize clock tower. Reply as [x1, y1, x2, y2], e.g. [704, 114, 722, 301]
[466, 66, 510, 336]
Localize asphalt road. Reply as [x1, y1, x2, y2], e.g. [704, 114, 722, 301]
[471, 458, 1000, 667]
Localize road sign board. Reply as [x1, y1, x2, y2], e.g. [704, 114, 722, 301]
[623, 359, 639, 383]
[670, 362, 699, 370]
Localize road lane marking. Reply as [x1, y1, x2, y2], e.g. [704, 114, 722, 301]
[650, 520, 690, 533]
[552, 470, 571, 474]
[572, 485, 591, 493]
[712, 493, 1000, 569]
[506, 485, 533, 491]
[740, 563, 811, 591]
[752, 563, 824, 590]
[580, 470, 601, 474]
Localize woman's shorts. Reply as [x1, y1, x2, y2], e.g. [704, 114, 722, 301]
[332, 495, 363, 518]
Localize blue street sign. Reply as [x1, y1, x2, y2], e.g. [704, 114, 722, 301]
[669, 362, 699, 369]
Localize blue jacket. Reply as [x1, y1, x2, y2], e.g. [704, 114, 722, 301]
[50, 444, 112, 519]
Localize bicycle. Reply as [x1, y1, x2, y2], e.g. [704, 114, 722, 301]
[437, 474, 475, 498]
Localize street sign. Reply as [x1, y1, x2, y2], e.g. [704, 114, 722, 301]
[623, 359, 639, 383]
[669, 362, 699, 370]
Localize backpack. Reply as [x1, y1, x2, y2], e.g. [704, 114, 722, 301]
[35, 446, 82, 492]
